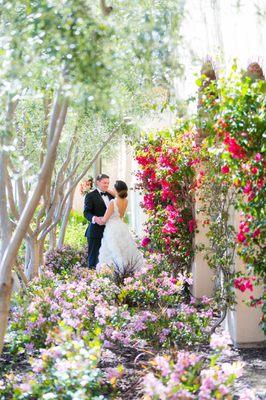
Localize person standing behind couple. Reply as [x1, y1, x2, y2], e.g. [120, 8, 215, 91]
[83, 174, 114, 268]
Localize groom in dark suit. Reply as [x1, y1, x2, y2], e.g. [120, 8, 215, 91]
[84, 174, 114, 268]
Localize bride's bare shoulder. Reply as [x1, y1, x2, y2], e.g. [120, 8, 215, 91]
[121, 198, 128, 206]
[116, 198, 127, 216]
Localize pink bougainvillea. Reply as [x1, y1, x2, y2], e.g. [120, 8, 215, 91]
[135, 131, 198, 272]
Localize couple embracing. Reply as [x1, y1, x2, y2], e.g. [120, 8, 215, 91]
[84, 174, 144, 276]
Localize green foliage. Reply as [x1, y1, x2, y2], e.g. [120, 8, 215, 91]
[1, 0, 113, 86]
[194, 65, 265, 323]
[0, 1, 116, 143]
[198, 67, 265, 279]
[112, 0, 184, 88]
[7, 273, 58, 354]
[69, 209, 87, 224]
[63, 211, 87, 250]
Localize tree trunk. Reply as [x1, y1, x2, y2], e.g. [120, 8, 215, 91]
[0, 93, 68, 354]
[0, 280, 13, 353]
[24, 239, 31, 275]
[57, 189, 74, 248]
[14, 261, 28, 288]
[0, 151, 12, 259]
[25, 236, 46, 280]
[11, 271, 21, 293]
[39, 238, 45, 270]
[49, 228, 57, 250]
[26, 236, 41, 280]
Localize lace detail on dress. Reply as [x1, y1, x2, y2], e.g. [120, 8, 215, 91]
[109, 199, 120, 220]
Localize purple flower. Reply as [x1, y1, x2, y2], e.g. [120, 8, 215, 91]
[143, 373, 167, 399]
[154, 355, 171, 377]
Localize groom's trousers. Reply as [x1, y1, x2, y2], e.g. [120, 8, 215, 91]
[87, 237, 102, 268]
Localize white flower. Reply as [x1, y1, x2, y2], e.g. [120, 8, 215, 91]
[43, 393, 57, 400]
[32, 358, 44, 373]
[210, 332, 232, 351]
[19, 382, 32, 393]
[221, 361, 244, 378]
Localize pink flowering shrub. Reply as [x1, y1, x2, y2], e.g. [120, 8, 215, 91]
[136, 67, 265, 329]
[143, 333, 244, 400]
[234, 276, 256, 293]
[98, 259, 213, 349]
[200, 69, 265, 280]
[104, 297, 213, 349]
[7, 255, 214, 357]
[8, 270, 119, 353]
[4, 246, 247, 398]
[117, 263, 191, 308]
[135, 128, 198, 272]
[102, 263, 214, 349]
[45, 245, 87, 275]
[9, 327, 109, 400]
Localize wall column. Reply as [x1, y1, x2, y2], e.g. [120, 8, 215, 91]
[227, 210, 265, 347]
[192, 183, 215, 298]
[227, 62, 265, 347]
[192, 60, 217, 298]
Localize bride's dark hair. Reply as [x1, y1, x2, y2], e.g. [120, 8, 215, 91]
[114, 180, 128, 199]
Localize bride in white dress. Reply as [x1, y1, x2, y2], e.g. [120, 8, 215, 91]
[97, 180, 144, 277]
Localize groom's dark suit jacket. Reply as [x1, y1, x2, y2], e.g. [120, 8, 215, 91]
[84, 189, 114, 239]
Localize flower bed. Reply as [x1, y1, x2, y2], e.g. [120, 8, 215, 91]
[0, 250, 246, 399]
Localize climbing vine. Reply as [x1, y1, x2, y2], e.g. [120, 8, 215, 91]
[136, 64, 265, 329]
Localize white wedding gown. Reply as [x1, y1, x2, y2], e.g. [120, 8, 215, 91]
[98, 199, 144, 275]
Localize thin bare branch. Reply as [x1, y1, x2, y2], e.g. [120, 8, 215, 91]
[35, 132, 76, 236]
[60, 153, 83, 189]
[39, 122, 122, 240]
[16, 177, 27, 215]
[14, 261, 28, 287]
[40, 96, 52, 167]
[54, 130, 77, 191]
[0, 151, 12, 257]
[44, 91, 64, 206]
[5, 158, 19, 221]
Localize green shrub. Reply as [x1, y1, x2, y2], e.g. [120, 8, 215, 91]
[69, 209, 87, 224]
[64, 210, 87, 249]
